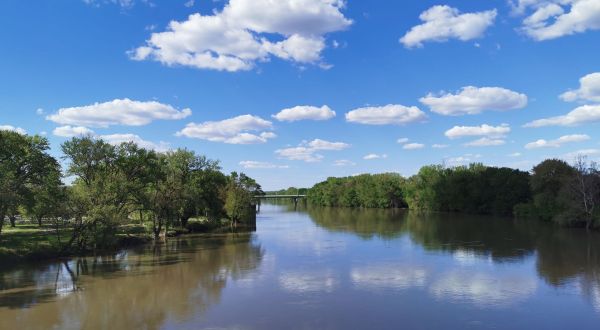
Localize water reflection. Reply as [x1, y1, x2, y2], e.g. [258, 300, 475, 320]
[279, 270, 339, 294]
[0, 233, 263, 329]
[429, 270, 537, 307]
[350, 264, 428, 290]
[308, 206, 600, 309]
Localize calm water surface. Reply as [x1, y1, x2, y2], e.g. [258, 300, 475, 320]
[1, 204, 600, 329]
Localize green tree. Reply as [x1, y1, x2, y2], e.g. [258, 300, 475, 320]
[0, 131, 58, 235]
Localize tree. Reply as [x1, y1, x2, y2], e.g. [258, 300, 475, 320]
[0, 131, 58, 236]
[529, 159, 576, 222]
[561, 157, 600, 229]
[224, 172, 255, 226]
[23, 164, 63, 226]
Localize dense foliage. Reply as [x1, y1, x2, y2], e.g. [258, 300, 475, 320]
[515, 158, 600, 229]
[405, 164, 531, 216]
[0, 133, 260, 254]
[307, 173, 407, 208]
[308, 160, 600, 229]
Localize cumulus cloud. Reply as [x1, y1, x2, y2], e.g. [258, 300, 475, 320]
[345, 104, 427, 125]
[445, 124, 510, 139]
[47, 98, 191, 128]
[0, 125, 27, 135]
[397, 137, 410, 144]
[524, 105, 600, 127]
[400, 5, 497, 48]
[275, 138, 349, 162]
[560, 72, 600, 102]
[100, 133, 170, 152]
[525, 134, 590, 149]
[363, 153, 388, 160]
[464, 137, 506, 147]
[239, 161, 288, 169]
[333, 159, 356, 166]
[307, 138, 350, 150]
[53, 125, 95, 137]
[273, 105, 335, 122]
[176, 114, 275, 144]
[514, 0, 600, 41]
[130, 0, 352, 72]
[403, 143, 425, 150]
[420, 86, 528, 116]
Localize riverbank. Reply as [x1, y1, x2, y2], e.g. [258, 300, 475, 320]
[0, 219, 249, 269]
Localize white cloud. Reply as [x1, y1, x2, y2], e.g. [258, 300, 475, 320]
[445, 124, 510, 139]
[47, 98, 191, 128]
[560, 72, 600, 102]
[130, 0, 352, 72]
[524, 105, 600, 127]
[397, 137, 410, 144]
[276, 146, 324, 162]
[464, 137, 506, 147]
[184, 0, 194, 7]
[508, 152, 522, 157]
[400, 5, 497, 48]
[239, 161, 288, 169]
[0, 125, 26, 135]
[403, 143, 425, 150]
[176, 114, 275, 144]
[275, 138, 349, 162]
[420, 86, 528, 116]
[515, 0, 600, 41]
[306, 138, 350, 150]
[345, 104, 427, 125]
[100, 133, 170, 152]
[432, 144, 449, 149]
[333, 159, 356, 166]
[272, 105, 335, 122]
[53, 125, 95, 137]
[363, 153, 388, 160]
[525, 134, 590, 149]
[36, 108, 45, 115]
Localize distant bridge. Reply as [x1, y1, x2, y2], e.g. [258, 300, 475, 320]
[256, 195, 307, 199]
[253, 195, 307, 211]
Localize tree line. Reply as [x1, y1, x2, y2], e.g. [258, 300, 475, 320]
[0, 131, 262, 253]
[307, 159, 600, 229]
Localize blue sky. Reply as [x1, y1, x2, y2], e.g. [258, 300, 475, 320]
[1, 0, 600, 190]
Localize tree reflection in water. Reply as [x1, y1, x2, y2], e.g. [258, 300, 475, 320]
[0, 233, 263, 330]
[308, 206, 600, 309]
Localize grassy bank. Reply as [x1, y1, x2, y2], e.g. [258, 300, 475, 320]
[0, 218, 235, 269]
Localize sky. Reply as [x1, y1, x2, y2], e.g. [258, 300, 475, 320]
[1, 0, 600, 190]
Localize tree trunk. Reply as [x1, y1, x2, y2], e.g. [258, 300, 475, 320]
[9, 215, 16, 228]
[0, 210, 5, 236]
[38, 216, 43, 227]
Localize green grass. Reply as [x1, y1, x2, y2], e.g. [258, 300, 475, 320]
[0, 219, 231, 267]
[0, 224, 70, 265]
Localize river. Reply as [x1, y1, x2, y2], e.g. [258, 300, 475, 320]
[1, 203, 599, 329]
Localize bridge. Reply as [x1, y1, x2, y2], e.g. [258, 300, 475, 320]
[253, 194, 307, 211]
